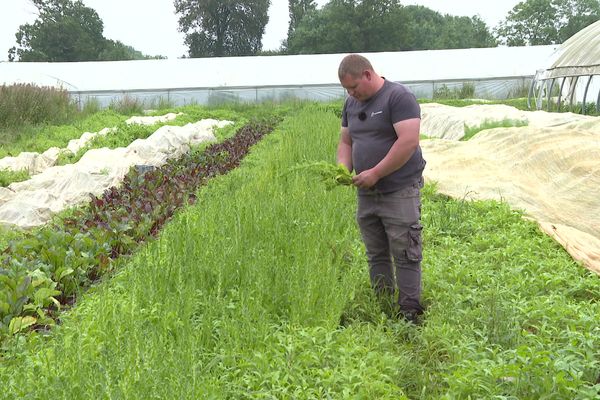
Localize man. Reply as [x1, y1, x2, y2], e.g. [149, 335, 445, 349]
[336, 54, 426, 323]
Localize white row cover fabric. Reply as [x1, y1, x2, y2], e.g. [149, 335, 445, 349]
[125, 112, 183, 125]
[66, 127, 114, 155]
[0, 114, 183, 175]
[0, 119, 231, 228]
[420, 104, 600, 273]
[420, 103, 596, 140]
[0, 46, 557, 92]
[0, 150, 59, 175]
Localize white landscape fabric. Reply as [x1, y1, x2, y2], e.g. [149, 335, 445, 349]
[0, 150, 58, 175]
[0, 113, 183, 175]
[420, 104, 600, 273]
[420, 103, 596, 140]
[125, 112, 183, 126]
[0, 119, 231, 228]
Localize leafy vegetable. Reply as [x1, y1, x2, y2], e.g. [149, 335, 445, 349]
[289, 161, 354, 190]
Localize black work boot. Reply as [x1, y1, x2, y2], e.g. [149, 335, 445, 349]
[396, 303, 425, 325]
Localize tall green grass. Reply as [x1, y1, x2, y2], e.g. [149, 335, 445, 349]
[0, 84, 78, 130]
[0, 106, 599, 398]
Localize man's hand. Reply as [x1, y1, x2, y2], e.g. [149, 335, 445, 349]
[352, 168, 380, 189]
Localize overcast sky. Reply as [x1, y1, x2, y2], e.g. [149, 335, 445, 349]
[0, 0, 522, 61]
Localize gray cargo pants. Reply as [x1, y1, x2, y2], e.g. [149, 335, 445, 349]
[356, 179, 424, 312]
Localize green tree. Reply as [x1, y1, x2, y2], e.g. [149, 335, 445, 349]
[8, 0, 158, 62]
[495, 0, 600, 45]
[99, 40, 166, 61]
[288, 0, 317, 38]
[174, 0, 270, 57]
[286, 0, 408, 54]
[439, 15, 497, 49]
[401, 5, 446, 50]
[557, 0, 600, 41]
[9, 0, 106, 62]
[286, 0, 496, 54]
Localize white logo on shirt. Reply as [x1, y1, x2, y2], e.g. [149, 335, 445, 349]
[371, 111, 383, 117]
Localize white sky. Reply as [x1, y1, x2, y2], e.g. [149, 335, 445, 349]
[0, 0, 522, 61]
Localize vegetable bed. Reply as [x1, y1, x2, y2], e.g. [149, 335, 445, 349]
[1, 104, 599, 399]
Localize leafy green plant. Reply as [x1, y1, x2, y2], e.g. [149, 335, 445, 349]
[0, 168, 30, 187]
[288, 161, 354, 189]
[0, 258, 60, 336]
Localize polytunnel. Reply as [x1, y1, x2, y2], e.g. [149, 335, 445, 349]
[0, 45, 557, 107]
[529, 19, 600, 114]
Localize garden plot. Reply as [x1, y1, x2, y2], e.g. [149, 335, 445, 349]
[0, 113, 182, 175]
[0, 119, 231, 228]
[421, 114, 600, 273]
[421, 103, 595, 140]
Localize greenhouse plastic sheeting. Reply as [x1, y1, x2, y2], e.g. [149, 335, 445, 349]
[420, 104, 600, 274]
[541, 19, 600, 79]
[0, 45, 557, 100]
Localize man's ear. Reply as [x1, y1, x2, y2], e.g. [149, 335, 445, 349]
[363, 70, 372, 81]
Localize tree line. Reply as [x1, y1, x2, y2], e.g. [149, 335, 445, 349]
[8, 0, 600, 62]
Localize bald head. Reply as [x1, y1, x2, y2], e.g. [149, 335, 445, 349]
[338, 54, 374, 80]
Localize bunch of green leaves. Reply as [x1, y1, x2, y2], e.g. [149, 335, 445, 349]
[289, 161, 354, 190]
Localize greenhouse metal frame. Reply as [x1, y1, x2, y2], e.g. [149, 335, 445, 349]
[529, 19, 600, 114]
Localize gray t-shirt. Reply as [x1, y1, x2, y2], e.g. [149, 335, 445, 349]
[341, 80, 425, 194]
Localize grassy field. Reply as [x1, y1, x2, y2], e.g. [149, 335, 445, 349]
[1, 105, 599, 398]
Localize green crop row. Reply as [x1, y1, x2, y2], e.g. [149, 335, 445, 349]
[0, 115, 278, 340]
[0, 104, 598, 398]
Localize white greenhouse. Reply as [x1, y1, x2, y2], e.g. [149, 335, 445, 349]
[530, 19, 600, 114]
[0, 45, 559, 107]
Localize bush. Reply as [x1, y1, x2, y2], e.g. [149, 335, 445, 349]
[0, 84, 79, 130]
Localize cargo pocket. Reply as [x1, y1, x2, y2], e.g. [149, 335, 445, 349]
[406, 223, 423, 262]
